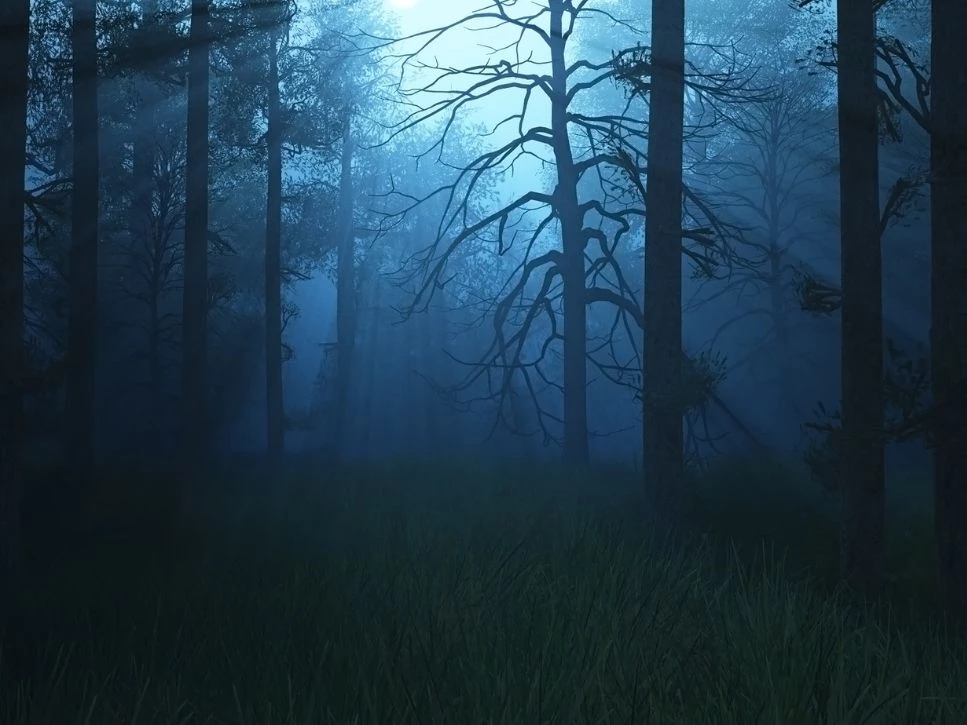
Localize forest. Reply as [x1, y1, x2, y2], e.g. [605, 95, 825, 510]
[0, 0, 966, 721]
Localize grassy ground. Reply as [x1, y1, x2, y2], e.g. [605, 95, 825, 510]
[2, 456, 965, 723]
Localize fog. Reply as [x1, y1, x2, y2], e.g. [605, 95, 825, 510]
[8, 1, 967, 719]
[16, 0, 936, 474]
[198, 0, 932, 471]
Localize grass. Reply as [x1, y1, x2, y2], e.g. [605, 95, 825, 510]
[689, 455, 940, 612]
[2, 456, 965, 723]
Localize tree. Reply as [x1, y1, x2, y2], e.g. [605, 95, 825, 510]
[835, 0, 885, 597]
[128, 2, 162, 293]
[182, 0, 212, 464]
[111, 130, 187, 432]
[547, 1, 590, 464]
[67, 0, 101, 479]
[95, 1, 190, 441]
[797, 0, 967, 609]
[642, 0, 685, 526]
[0, 0, 31, 593]
[209, 0, 354, 462]
[333, 120, 357, 457]
[374, 0, 628, 464]
[264, 17, 285, 465]
[929, 0, 967, 622]
[373, 0, 739, 465]
[697, 70, 834, 441]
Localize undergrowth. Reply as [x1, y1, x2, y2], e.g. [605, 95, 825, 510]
[1, 457, 964, 723]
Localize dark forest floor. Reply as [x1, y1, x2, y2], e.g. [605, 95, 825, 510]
[2, 456, 965, 723]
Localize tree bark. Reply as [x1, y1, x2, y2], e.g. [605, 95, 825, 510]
[265, 27, 285, 465]
[67, 0, 100, 479]
[549, 0, 589, 465]
[333, 122, 356, 459]
[836, 0, 885, 597]
[929, 0, 967, 623]
[643, 0, 685, 528]
[181, 0, 210, 465]
[0, 0, 30, 598]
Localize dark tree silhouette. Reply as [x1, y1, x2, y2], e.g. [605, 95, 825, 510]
[929, 0, 967, 623]
[112, 134, 186, 426]
[125, 1, 170, 426]
[264, 17, 285, 465]
[835, 0, 885, 597]
[371, 0, 657, 464]
[333, 120, 357, 457]
[182, 0, 212, 464]
[67, 0, 101, 479]
[696, 71, 833, 437]
[0, 0, 30, 593]
[642, 0, 686, 526]
[371, 0, 743, 464]
[795, 0, 888, 596]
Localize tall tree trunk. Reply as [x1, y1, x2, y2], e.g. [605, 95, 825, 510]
[181, 0, 210, 464]
[643, 0, 685, 528]
[130, 112, 154, 252]
[67, 0, 100, 480]
[549, 0, 589, 465]
[358, 266, 381, 458]
[424, 304, 444, 448]
[0, 0, 30, 597]
[134, 2, 162, 429]
[929, 0, 967, 622]
[768, 251, 793, 431]
[333, 122, 356, 459]
[264, 28, 284, 465]
[148, 273, 162, 420]
[131, 0, 158, 252]
[764, 120, 793, 433]
[836, 0, 884, 597]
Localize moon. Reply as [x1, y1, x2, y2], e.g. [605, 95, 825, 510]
[388, 0, 421, 7]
